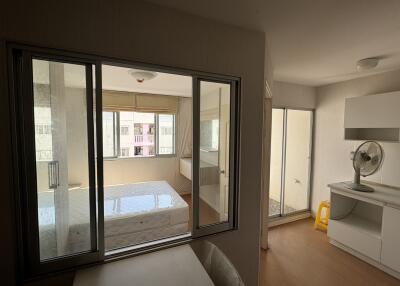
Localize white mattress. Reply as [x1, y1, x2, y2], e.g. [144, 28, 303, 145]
[38, 181, 189, 256]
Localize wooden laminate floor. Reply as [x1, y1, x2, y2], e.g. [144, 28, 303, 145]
[260, 218, 400, 286]
[181, 194, 220, 231]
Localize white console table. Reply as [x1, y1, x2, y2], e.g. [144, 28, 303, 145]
[328, 182, 400, 279]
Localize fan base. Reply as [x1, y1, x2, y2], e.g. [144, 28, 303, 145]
[344, 182, 375, 192]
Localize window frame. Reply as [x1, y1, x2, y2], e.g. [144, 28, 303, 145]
[8, 45, 104, 278]
[8, 43, 241, 280]
[103, 111, 177, 160]
[192, 76, 240, 238]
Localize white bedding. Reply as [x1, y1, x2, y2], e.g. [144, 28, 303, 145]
[38, 181, 189, 256]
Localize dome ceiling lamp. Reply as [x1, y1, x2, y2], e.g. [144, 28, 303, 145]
[356, 57, 380, 71]
[128, 69, 158, 83]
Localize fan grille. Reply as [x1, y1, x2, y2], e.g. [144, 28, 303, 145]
[352, 141, 383, 177]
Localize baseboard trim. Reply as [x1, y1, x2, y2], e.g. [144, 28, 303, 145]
[330, 239, 400, 280]
[268, 212, 311, 228]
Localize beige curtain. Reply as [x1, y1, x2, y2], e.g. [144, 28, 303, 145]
[176, 97, 192, 157]
[174, 97, 192, 194]
[103, 90, 179, 113]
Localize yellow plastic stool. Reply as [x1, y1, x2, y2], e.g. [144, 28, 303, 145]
[314, 201, 330, 232]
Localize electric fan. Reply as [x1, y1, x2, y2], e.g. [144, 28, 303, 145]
[344, 140, 384, 192]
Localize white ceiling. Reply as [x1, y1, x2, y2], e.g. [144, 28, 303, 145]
[33, 60, 193, 96]
[102, 65, 192, 96]
[145, 0, 400, 86]
[33, 61, 227, 96]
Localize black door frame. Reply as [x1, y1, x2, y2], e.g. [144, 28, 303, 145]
[8, 45, 104, 277]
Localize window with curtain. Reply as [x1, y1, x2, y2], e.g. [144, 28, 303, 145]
[102, 90, 178, 158]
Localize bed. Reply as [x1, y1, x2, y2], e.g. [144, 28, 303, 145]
[38, 181, 189, 258]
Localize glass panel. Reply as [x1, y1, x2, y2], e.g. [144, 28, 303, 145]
[158, 114, 175, 154]
[33, 59, 93, 261]
[102, 64, 192, 251]
[269, 109, 284, 217]
[199, 81, 230, 226]
[283, 110, 312, 214]
[119, 112, 155, 157]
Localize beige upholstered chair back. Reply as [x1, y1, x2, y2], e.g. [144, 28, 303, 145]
[192, 241, 245, 286]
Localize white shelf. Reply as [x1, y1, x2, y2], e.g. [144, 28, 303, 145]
[329, 182, 400, 277]
[344, 91, 400, 128]
[344, 91, 400, 141]
[332, 214, 381, 239]
[329, 215, 382, 261]
[329, 182, 400, 208]
[344, 128, 400, 142]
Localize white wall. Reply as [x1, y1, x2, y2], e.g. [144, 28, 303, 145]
[104, 157, 191, 193]
[312, 69, 400, 214]
[261, 39, 274, 249]
[272, 81, 316, 109]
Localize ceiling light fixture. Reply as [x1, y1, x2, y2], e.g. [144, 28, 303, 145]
[128, 69, 158, 83]
[356, 58, 379, 71]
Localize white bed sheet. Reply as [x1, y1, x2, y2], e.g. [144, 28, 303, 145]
[38, 181, 189, 254]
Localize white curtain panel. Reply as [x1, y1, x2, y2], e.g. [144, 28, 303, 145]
[174, 98, 192, 194]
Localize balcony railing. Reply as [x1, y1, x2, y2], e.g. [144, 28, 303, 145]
[134, 135, 154, 144]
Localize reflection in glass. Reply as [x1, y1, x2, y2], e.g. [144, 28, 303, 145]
[103, 112, 116, 157]
[199, 81, 230, 226]
[33, 59, 93, 260]
[268, 109, 284, 217]
[284, 110, 312, 214]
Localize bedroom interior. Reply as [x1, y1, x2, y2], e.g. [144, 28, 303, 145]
[34, 61, 233, 255]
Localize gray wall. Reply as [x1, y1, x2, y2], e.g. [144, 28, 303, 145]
[312, 69, 400, 214]
[272, 81, 316, 109]
[0, 1, 266, 285]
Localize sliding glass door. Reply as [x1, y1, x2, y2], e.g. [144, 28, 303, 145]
[32, 59, 96, 261]
[198, 81, 231, 225]
[10, 45, 240, 278]
[193, 77, 239, 236]
[284, 110, 313, 214]
[268, 109, 284, 217]
[269, 108, 313, 217]
[11, 49, 102, 275]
